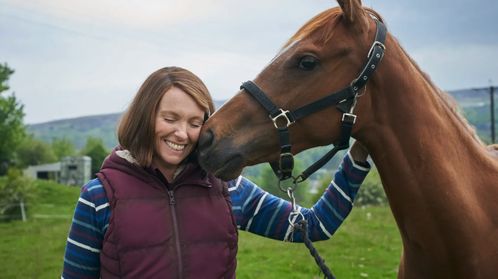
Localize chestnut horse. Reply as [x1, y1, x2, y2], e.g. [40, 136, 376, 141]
[198, 0, 498, 278]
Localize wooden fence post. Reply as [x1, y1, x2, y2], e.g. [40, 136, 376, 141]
[20, 200, 27, 222]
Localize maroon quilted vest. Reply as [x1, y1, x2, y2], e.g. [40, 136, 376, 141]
[96, 149, 238, 279]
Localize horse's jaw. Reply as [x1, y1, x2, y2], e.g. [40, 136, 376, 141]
[196, 128, 241, 180]
[199, 151, 244, 181]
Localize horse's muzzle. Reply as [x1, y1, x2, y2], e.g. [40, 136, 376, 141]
[197, 128, 244, 180]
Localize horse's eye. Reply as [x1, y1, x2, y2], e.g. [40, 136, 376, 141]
[298, 55, 318, 71]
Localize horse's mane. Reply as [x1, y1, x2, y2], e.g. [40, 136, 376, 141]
[394, 41, 484, 146]
[283, 5, 483, 146]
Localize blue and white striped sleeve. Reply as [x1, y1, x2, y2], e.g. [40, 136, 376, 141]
[62, 178, 111, 279]
[228, 152, 370, 242]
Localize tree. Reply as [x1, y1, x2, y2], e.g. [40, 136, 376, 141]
[16, 135, 57, 168]
[0, 168, 35, 221]
[51, 137, 76, 160]
[81, 137, 109, 177]
[0, 63, 25, 175]
[0, 64, 14, 93]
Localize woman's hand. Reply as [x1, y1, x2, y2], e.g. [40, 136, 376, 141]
[350, 140, 369, 163]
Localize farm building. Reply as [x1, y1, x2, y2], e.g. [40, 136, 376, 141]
[23, 156, 91, 186]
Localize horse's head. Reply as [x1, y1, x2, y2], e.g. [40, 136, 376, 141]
[198, 0, 385, 180]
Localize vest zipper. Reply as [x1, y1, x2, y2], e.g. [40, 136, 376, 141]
[168, 190, 183, 278]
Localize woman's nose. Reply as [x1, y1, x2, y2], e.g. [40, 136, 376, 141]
[173, 123, 188, 139]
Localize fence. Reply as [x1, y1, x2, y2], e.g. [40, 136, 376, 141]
[0, 202, 72, 221]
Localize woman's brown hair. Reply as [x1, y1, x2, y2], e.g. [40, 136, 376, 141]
[117, 66, 215, 167]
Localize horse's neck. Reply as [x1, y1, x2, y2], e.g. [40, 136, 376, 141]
[359, 45, 498, 251]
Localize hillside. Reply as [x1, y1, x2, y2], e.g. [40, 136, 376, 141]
[27, 88, 497, 151]
[28, 112, 122, 150]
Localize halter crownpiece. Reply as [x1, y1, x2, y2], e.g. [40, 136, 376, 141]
[240, 19, 386, 183]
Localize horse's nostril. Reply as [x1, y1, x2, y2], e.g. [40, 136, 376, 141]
[198, 128, 214, 152]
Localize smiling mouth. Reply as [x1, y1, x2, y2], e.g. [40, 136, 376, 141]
[165, 140, 186, 151]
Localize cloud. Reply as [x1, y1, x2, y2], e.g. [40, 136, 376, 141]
[1, 0, 497, 124]
[3, 0, 222, 28]
[412, 43, 498, 90]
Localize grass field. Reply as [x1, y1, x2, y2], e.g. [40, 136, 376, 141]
[0, 180, 402, 279]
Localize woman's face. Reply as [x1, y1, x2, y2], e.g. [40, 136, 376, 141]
[153, 86, 205, 175]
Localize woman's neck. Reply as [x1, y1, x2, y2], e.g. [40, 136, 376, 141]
[151, 159, 179, 182]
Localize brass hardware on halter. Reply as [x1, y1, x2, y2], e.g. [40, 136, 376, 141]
[270, 109, 295, 129]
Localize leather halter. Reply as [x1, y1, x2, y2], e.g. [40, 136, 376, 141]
[241, 19, 387, 183]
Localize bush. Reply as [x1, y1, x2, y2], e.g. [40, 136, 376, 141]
[0, 169, 36, 221]
[354, 168, 387, 206]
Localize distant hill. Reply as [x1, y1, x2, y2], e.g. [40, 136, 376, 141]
[27, 100, 227, 150]
[27, 88, 496, 151]
[449, 87, 496, 143]
[27, 113, 121, 150]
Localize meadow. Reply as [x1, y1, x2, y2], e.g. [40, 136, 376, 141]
[0, 181, 401, 279]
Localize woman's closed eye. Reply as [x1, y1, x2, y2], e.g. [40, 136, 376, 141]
[190, 121, 203, 128]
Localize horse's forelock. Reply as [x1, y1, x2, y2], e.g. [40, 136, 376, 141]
[281, 6, 385, 51]
[282, 7, 342, 50]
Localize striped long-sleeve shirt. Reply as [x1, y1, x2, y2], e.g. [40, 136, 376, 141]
[62, 152, 370, 278]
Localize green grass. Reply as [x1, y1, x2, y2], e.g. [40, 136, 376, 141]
[0, 180, 80, 279]
[0, 181, 402, 279]
[237, 206, 401, 278]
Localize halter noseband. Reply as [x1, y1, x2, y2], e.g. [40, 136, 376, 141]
[240, 19, 387, 183]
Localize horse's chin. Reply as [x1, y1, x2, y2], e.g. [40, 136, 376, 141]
[213, 167, 243, 181]
[201, 154, 244, 181]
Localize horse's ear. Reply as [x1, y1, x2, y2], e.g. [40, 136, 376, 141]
[336, 0, 369, 32]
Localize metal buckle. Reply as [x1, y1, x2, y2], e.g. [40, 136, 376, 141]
[279, 152, 294, 173]
[270, 109, 294, 129]
[367, 41, 386, 59]
[342, 113, 357, 124]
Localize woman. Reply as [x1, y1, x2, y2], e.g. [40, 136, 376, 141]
[62, 66, 370, 279]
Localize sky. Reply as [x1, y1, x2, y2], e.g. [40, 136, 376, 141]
[1, 0, 497, 124]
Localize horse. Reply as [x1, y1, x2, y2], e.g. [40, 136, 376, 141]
[197, 0, 498, 278]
